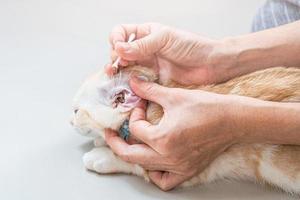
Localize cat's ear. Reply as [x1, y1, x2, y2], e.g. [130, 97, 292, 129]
[112, 87, 141, 112]
[97, 83, 141, 112]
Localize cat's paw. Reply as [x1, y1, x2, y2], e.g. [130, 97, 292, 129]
[93, 137, 106, 147]
[83, 147, 148, 178]
[83, 147, 118, 173]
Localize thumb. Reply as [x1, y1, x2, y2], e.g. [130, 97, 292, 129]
[130, 77, 171, 106]
[115, 29, 171, 61]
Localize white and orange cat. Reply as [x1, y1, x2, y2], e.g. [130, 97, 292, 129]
[71, 65, 300, 193]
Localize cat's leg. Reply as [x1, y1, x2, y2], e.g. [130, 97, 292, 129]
[83, 147, 149, 181]
[258, 145, 300, 194]
[93, 137, 106, 147]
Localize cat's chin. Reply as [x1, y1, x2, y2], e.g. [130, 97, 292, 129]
[74, 127, 100, 138]
[85, 131, 99, 138]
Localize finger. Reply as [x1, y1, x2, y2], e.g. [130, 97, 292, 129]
[110, 50, 118, 62]
[130, 77, 171, 106]
[104, 129, 159, 165]
[114, 29, 169, 61]
[109, 25, 130, 48]
[104, 63, 116, 77]
[110, 23, 154, 46]
[110, 50, 128, 65]
[148, 171, 188, 191]
[119, 58, 129, 67]
[129, 100, 157, 145]
[109, 24, 141, 48]
[130, 99, 147, 119]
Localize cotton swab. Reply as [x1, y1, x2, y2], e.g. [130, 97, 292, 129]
[112, 33, 136, 71]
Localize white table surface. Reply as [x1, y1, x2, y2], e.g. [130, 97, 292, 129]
[1, 0, 298, 199]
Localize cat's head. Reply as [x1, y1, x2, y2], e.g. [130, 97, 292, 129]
[70, 65, 157, 138]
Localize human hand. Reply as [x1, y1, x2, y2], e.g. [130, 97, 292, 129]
[104, 77, 242, 190]
[106, 23, 234, 85]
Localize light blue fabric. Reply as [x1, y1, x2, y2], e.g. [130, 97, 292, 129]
[252, 0, 300, 32]
[119, 119, 130, 141]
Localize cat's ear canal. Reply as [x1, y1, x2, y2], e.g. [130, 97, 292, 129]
[112, 88, 141, 112]
[97, 80, 141, 111]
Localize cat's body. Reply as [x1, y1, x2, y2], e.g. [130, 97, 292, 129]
[71, 66, 300, 193]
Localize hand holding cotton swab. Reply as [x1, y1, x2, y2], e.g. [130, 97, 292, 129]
[112, 33, 136, 71]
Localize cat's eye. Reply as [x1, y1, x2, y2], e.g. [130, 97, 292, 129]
[74, 109, 79, 114]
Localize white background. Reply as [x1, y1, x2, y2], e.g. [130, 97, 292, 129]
[0, 0, 298, 199]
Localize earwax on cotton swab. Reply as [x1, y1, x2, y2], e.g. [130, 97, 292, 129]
[112, 33, 136, 72]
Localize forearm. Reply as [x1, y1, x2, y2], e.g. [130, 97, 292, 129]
[213, 20, 300, 81]
[230, 97, 300, 145]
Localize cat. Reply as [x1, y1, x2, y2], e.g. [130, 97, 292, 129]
[71, 65, 300, 193]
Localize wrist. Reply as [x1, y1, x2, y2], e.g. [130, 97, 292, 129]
[210, 33, 280, 84]
[207, 38, 239, 83]
[213, 23, 300, 82]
